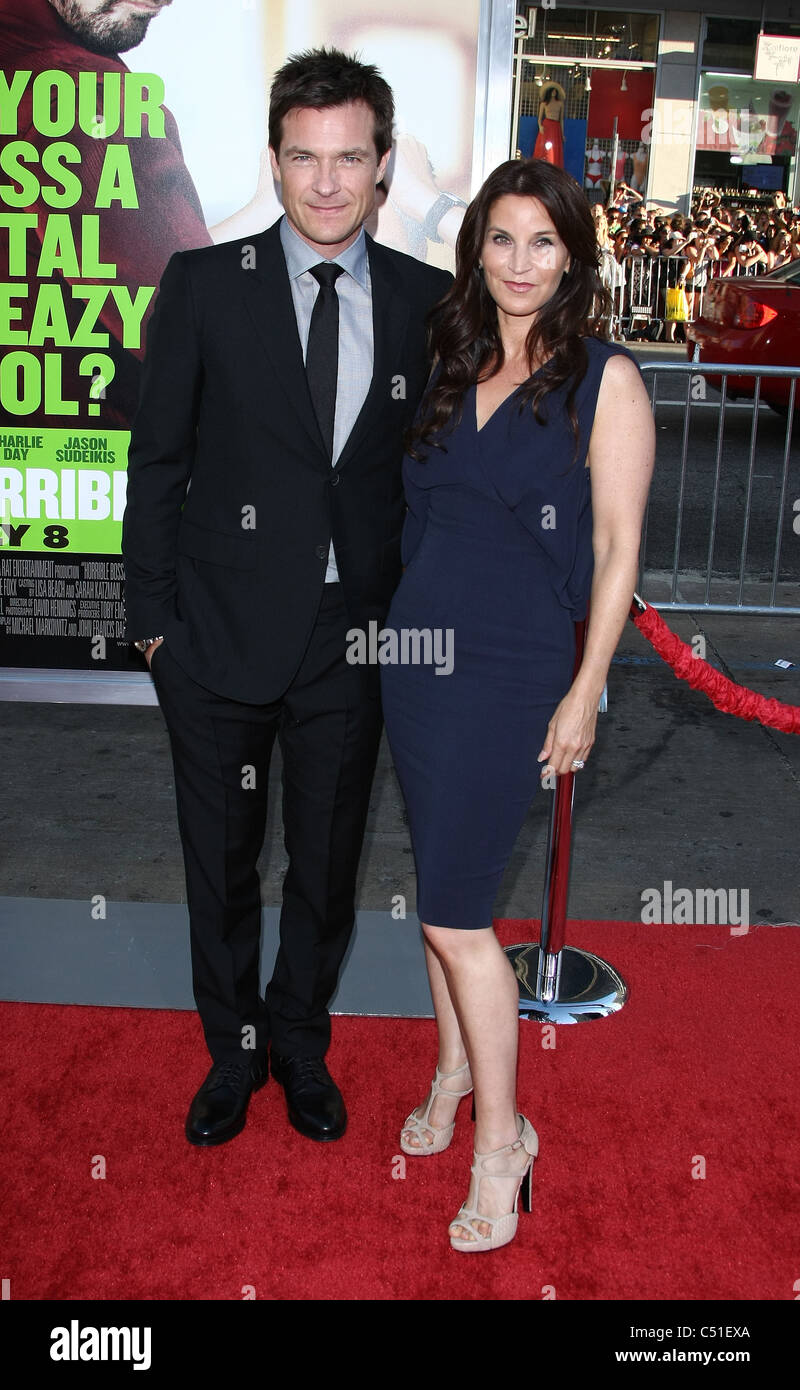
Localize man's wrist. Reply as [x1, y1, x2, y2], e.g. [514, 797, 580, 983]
[133, 635, 164, 653]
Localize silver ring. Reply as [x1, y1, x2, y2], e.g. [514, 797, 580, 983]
[571, 759, 585, 770]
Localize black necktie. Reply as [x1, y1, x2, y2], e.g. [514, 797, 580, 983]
[306, 263, 344, 458]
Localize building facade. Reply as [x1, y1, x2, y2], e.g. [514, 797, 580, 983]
[507, 3, 800, 211]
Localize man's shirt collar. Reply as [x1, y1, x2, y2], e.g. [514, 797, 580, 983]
[280, 216, 368, 290]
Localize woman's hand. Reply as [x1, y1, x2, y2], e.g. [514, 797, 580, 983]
[207, 148, 282, 244]
[538, 683, 600, 778]
[144, 637, 164, 667]
[385, 133, 439, 224]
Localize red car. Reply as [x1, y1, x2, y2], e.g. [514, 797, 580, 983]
[686, 259, 800, 411]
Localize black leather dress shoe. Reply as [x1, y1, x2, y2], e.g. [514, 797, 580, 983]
[271, 1054, 347, 1141]
[185, 1056, 268, 1147]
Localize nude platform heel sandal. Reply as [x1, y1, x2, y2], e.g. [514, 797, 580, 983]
[400, 1061, 474, 1156]
[449, 1113, 538, 1252]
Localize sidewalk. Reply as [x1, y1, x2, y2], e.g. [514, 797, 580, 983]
[2, 602, 797, 930]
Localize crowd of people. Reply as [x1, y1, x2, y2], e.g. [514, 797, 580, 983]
[591, 183, 800, 340]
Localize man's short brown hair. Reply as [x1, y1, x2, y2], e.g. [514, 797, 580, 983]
[269, 47, 394, 158]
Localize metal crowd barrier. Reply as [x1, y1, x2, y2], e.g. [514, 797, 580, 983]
[637, 362, 800, 615]
[613, 255, 771, 338]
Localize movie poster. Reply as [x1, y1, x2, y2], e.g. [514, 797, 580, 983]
[0, 0, 481, 675]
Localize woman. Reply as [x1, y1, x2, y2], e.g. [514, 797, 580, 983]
[592, 205, 618, 276]
[619, 218, 652, 341]
[734, 233, 769, 276]
[592, 204, 622, 336]
[533, 85, 565, 168]
[380, 159, 654, 1252]
[767, 228, 792, 270]
[612, 225, 629, 262]
[715, 230, 738, 277]
[681, 228, 717, 320]
[662, 238, 690, 342]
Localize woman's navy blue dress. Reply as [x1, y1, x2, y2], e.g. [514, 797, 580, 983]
[380, 337, 639, 930]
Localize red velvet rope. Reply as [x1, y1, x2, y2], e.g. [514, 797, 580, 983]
[629, 599, 800, 736]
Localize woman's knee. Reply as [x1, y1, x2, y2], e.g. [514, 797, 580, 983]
[421, 920, 492, 963]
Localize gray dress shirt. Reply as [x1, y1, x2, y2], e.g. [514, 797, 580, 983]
[279, 216, 374, 583]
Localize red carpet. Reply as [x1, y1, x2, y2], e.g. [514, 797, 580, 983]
[2, 918, 798, 1301]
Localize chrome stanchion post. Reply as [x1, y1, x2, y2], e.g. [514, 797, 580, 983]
[505, 612, 629, 1023]
[535, 763, 576, 1002]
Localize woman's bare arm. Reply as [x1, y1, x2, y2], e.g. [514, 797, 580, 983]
[538, 353, 655, 776]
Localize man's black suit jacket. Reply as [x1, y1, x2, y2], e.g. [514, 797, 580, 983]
[122, 218, 452, 703]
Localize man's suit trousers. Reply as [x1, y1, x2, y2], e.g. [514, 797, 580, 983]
[149, 583, 382, 1062]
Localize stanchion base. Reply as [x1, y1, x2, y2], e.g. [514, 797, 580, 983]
[505, 943, 628, 1023]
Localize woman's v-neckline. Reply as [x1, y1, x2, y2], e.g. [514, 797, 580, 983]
[474, 362, 549, 435]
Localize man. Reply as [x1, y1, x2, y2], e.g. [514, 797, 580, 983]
[0, 0, 211, 427]
[122, 48, 451, 1146]
[45, 0, 173, 54]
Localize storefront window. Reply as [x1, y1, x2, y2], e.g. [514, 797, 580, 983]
[512, 5, 658, 202]
[517, 6, 659, 65]
[694, 68, 800, 201]
[702, 19, 760, 74]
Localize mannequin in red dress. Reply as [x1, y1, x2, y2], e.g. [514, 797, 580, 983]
[533, 84, 565, 167]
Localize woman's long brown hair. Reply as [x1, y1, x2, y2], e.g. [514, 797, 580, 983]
[408, 158, 612, 463]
